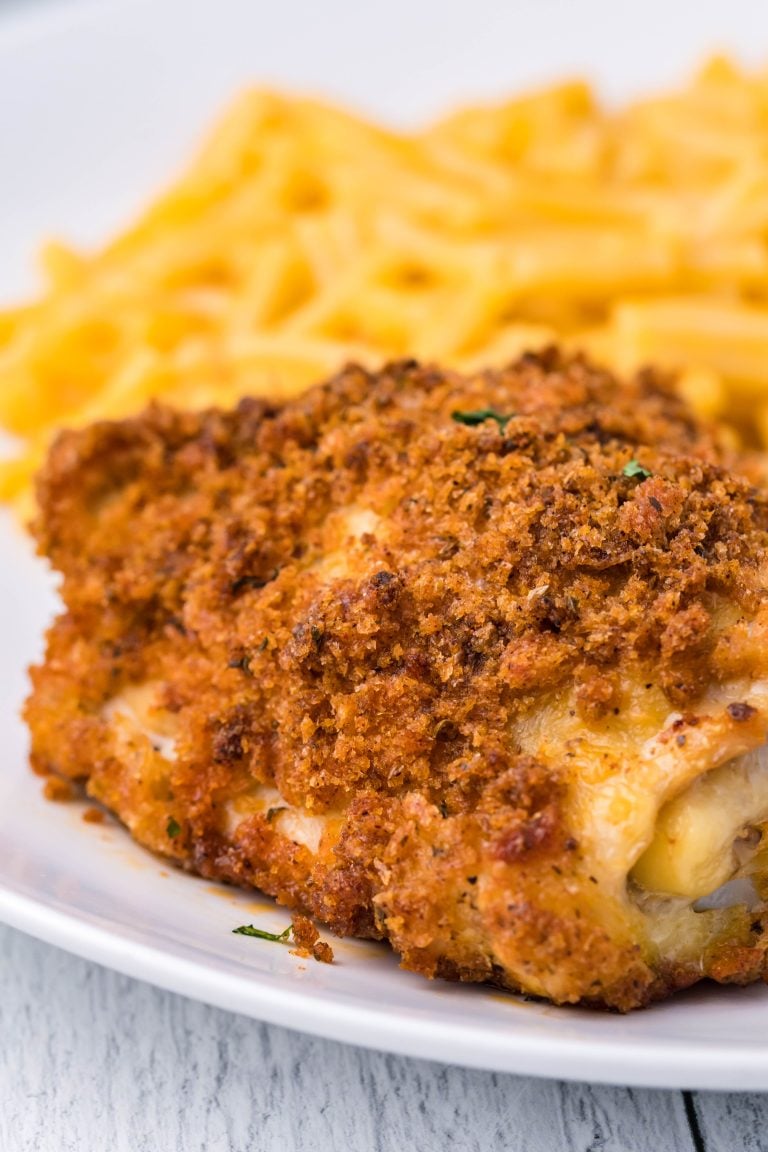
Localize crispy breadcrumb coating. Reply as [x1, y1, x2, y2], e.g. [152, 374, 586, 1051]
[26, 350, 768, 1009]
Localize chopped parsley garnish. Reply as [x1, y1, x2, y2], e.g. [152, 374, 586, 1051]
[233, 923, 293, 943]
[622, 459, 652, 481]
[166, 817, 181, 839]
[451, 408, 513, 430]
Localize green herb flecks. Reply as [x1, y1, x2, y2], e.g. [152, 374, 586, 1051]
[622, 459, 653, 482]
[166, 817, 181, 839]
[451, 408, 514, 430]
[233, 923, 293, 943]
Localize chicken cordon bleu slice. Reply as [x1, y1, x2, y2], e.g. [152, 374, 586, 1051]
[26, 350, 768, 1010]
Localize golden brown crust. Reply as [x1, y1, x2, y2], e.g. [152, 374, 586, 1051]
[25, 349, 768, 1010]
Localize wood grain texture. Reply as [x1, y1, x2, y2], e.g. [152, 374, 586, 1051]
[0, 923, 705, 1152]
[693, 1093, 768, 1152]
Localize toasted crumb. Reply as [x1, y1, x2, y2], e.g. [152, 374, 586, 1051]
[82, 806, 105, 824]
[290, 913, 334, 963]
[43, 776, 74, 802]
[291, 913, 319, 951]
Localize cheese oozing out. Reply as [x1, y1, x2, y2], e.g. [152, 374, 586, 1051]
[632, 743, 768, 902]
[104, 679, 768, 914]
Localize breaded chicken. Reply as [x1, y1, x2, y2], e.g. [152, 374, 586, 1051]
[26, 350, 768, 1010]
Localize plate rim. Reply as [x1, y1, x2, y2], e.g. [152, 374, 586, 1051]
[3, 879, 768, 1091]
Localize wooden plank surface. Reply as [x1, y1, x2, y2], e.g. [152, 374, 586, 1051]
[0, 922, 722, 1152]
[692, 1093, 768, 1152]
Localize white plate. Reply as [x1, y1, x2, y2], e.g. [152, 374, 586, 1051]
[4, 0, 768, 1092]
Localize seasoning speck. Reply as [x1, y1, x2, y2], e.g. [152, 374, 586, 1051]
[451, 408, 513, 430]
[727, 701, 757, 722]
[622, 459, 652, 481]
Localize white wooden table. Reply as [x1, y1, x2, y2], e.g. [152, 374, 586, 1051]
[1, 923, 764, 1151]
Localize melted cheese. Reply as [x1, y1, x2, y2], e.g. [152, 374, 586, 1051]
[632, 744, 768, 899]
